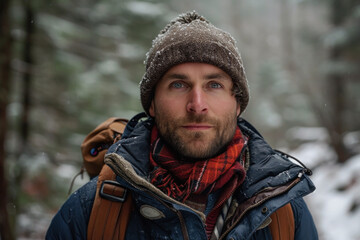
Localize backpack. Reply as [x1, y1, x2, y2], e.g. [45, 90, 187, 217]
[81, 118, 295, 240]
[81, 117, 128, 178]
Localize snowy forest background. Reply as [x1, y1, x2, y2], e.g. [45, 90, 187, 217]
[0, 0, 359, 239]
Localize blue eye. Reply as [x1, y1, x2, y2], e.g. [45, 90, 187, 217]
[172, 82, 184, 89]
[209, 82, 222, 88]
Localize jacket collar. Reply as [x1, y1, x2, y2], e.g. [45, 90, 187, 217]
[107, 112, 314, 201]
[105, 113, 316, 239]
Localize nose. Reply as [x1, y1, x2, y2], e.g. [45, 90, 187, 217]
[186, 87, 208, 114]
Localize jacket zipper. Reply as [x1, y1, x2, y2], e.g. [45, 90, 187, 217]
[176, 208, 190, 240]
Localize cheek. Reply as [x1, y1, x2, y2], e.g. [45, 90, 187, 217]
[157, 97, 185, 112]
[210, 97, 238, 115]
[153, 97, 184, 117]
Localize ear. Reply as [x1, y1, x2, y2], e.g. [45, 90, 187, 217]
[236, 103, 241, 117]
[149, 100, 155, 117]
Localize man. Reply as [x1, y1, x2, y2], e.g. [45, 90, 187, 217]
[46, 11, 318, 239]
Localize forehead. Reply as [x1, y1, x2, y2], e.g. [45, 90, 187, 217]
[162, 63, 230, 79]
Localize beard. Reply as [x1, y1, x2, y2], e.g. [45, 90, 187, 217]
[154, 111, 238, 161]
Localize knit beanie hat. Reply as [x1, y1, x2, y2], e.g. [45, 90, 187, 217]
[140, 11, 249, 115]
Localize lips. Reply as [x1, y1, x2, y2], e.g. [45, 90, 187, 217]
[182, 124, 213, 130]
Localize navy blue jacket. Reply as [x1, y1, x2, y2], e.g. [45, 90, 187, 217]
[46, 113, 318, 239]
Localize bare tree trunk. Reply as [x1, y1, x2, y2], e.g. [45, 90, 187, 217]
[0, 0, 15, 239]
[327, 48, 349, 163]
[21, 0, 35, 150]
[326, 0, 350, 163]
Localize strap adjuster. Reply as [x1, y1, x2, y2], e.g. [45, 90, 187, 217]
[100, 180, 127, 202]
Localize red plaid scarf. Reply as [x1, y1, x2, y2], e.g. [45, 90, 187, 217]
[149, 126, 247, 203]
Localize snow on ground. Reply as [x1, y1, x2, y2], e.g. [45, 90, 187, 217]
[306, 155, 360, 240]
[288, 127, 360, 240]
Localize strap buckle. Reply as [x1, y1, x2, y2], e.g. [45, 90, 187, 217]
[100, 180, 127, 202]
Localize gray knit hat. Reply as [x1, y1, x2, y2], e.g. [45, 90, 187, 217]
[140, 11, 249, 115]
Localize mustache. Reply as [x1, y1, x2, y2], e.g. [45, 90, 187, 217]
[180, 115, 217, 125]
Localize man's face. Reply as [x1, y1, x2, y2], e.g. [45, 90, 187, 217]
[149, 63, 241, 161]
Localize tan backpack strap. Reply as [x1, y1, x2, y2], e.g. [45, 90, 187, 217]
[87, 164, 133, 240]
[269, 203, 295, 240]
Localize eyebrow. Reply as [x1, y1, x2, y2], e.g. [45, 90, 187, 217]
[164, 73, 188, 80]
[205, 73, 228, 80]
